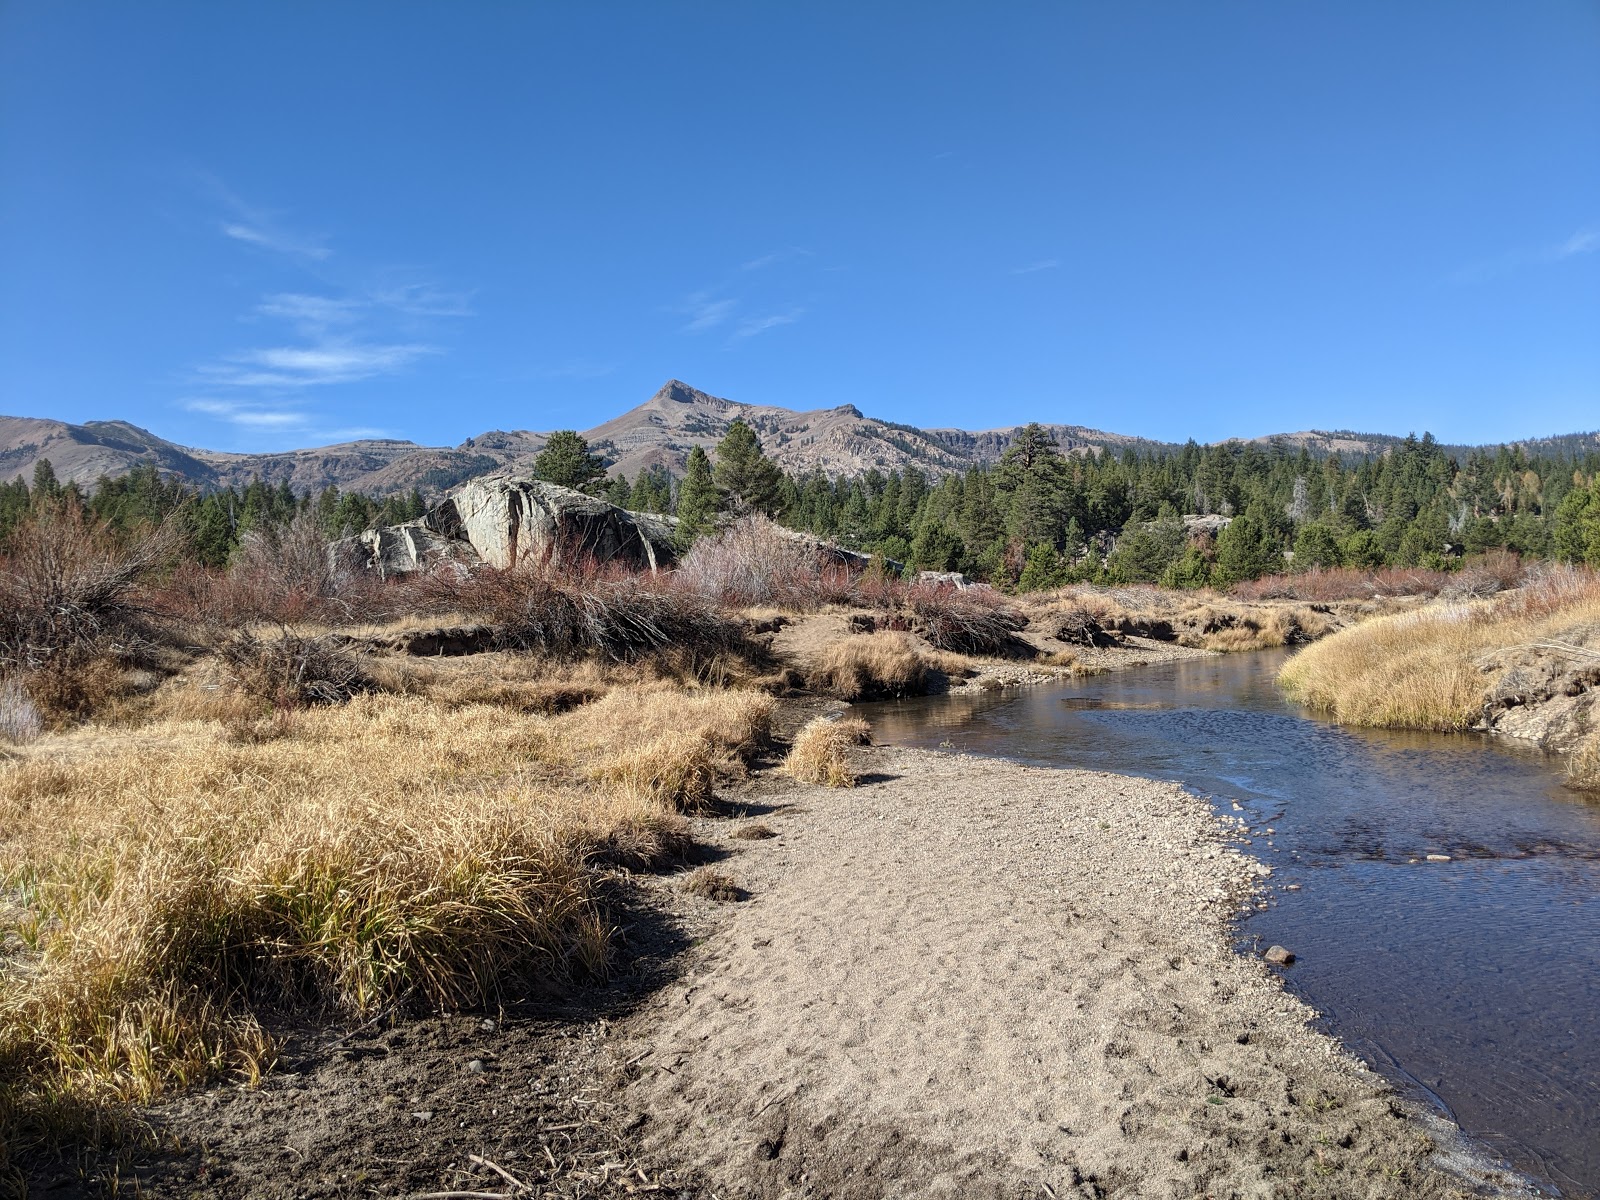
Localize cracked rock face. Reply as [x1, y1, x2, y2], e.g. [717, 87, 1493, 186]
[334, 476, 679, 575]
[1477, 646, 1600, 754]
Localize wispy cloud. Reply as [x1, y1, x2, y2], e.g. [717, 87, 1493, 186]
[678, 293, 738, 333]
[200, 342, 438, 389]
[182, 397, 386, 439]
[199, 174, 332, 262]
[740, 247, 813, 272]
[1452, 225, 1599, 282]
[1556, 229, 1600, 259]
[1010, 258, 1059, 275]
[222, 221, 331, 260]
[256, 292, 364, 331]
[733, 309, 803, 340]
[181, 176, 470, 446]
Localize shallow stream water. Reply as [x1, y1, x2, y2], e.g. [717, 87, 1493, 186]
[854, 650, 1600, 1196]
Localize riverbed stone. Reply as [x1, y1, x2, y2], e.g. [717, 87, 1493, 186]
[1264, 945, 1295, 965]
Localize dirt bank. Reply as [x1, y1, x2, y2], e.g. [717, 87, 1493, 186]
[619, 745, 1532, 1200]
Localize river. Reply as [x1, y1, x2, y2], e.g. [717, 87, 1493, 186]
[854, 649, 1600, 1196]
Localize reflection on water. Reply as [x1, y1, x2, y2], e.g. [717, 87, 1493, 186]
[855, 651, 1600, 1196]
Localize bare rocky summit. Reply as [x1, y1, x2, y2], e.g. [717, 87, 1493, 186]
[0, 381, 1174, 497]
[8, 380, 1593, 498]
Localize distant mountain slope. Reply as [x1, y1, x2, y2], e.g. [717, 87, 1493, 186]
[1243, 428, 1600, 459]
[3, 383, 1593, 498]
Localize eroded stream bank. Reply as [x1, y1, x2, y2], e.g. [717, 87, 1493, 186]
[856, 650, 1600, 1197]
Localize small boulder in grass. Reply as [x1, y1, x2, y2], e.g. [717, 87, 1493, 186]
[1264, 945, 1295, 966]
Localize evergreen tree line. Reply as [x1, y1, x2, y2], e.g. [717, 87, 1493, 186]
[0, 460, 425, 567]
[589, 421, 1600, 586]
[6, 419, 1600, 587]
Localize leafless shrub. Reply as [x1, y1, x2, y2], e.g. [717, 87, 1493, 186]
[219, 630, 374, 708]
[1230, 563, 1496, 603]
[20, 654, 139, 722]
[0, 503, 176, 674]
[905, 583, 1028, 656]
[225, 511, 346, 623]
[420, 562, 756, 669]
[1506, 563, 1600, 621]
[678, 515, 827, 609]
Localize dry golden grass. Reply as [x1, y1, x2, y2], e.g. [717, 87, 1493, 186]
[1568, 728, 1600, 792]
[1019, 588, 1338, 654]
[783, 716, 871, 788]
[1191, 605, 1324, 651]
[804, 632, 967, 700]
[0, 678, 775, 1165]
[1280, 568, 1600, 733]
[1281, 602, 1510, 730]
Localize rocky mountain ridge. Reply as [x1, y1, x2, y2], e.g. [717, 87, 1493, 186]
[5, 381, 1594, 498]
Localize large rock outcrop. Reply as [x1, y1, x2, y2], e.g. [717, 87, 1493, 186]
[336, 477, 678, 575]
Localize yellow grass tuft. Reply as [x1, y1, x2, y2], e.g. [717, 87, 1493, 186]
[1568, 727, 1600, 792]
[805, 632, 967, 700]
[783, 716, 871, 787]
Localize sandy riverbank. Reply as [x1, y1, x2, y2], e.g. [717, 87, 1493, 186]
[619, 743, 1533, 1200]
[55, 689, 1535, 1198]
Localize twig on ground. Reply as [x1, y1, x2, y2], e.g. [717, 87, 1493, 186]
[1528, 639, 1600, 660]
[468, 1155, 528, 1190]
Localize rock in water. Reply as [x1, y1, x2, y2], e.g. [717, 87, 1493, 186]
[1264, 945, 1295, 965]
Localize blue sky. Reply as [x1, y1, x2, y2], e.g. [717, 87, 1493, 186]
[1, 2, 1596, 453]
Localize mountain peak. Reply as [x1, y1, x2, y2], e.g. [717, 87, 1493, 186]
[651, 379, 718, 406]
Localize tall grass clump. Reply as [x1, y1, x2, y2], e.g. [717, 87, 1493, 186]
[783, 716, 870, 787]
[805, 632, 967, 700]
[1569, 731, 1600, 792]
[0, 699, 607, 1100]
[1279, 566, 1600, 732]
[555, 684, 774, 807]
